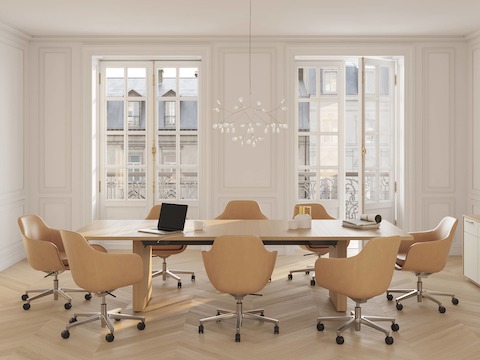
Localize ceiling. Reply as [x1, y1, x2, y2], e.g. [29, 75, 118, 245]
[1, 0, 480, 38]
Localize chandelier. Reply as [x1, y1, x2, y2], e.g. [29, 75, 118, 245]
[212, 0, 288, 147]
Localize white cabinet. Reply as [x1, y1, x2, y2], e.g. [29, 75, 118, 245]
[463, 215, 480, 286]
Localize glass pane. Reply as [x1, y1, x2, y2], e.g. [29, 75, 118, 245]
[298, 102, 319, 132]
[321, 69, 337, 94]
[157, 169, 176, 199]
[320, 135, 338, 166]
[346, 63, 358, 95]
[365, 137, 375, 168]
[298, 68, 316, 98]
[365, 100, 376, 132]
[364, 171, 376, 202]
[319, 169, 338, 200]
[180, 135, 197, 165]
[127, 100, 146, 130]
[158, 101, 176, 130]
[364, 66, 376, 95]
[180, 101, 198, 130]
[379, 172, 391, 200]
[179, 68, 198, 96]
[106, 68, 124, 97]
[320, 100, 338, 132]
[127, 68, 146, 97]
[180, 171, 198, 199]
[345, 98, 359, 145]
[128, 168, 146, 199]
[105, 169, 124, 200]
[298, 135, 317, 166]
[345, 147, 359, 172]
[379, 101, 391, 145]
[128, 135, 146, 166]
[158, 68, 176, 97]
[157, 135, 176, 165]
[106, 135, 124, 166]
[106, 101, 124, 130]
[345, 174, 359, 219]
[380, 66, 390, 96]
[379, 147, 390, 169]
[298, 169, 316, 200]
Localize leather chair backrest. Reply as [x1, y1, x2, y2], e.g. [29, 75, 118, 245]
[215, 200, 268, 220]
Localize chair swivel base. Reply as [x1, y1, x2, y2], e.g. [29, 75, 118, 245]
[386, 275, 459, 313]
[21, 273, 92, 310]
[61, 292, 145, 342]
[198, 296, 279, 342]
[316, 301, 399, 345]
[152, 258, 195, 288]
[287, 266, 316, 286]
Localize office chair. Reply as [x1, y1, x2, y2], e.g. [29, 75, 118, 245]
[215, 200, 268, 219]
[315, 236, 401, 345]
[59, 230, 146, 342]
[287, 203, 345, 286]
[147, 205, 195, 288]
[198, 235, 279, 342]
[386, 216, 459, 313]
[18, 215, 106, 310]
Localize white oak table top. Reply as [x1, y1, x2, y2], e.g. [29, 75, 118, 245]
[78, 219, 413, 245]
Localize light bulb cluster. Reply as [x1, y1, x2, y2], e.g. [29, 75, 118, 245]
[213, 97, 288, 147]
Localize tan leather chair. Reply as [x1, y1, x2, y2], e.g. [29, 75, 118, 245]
[147, 205, 195, 288]
[18, 215, 106, 310]
[59, 230, 146, 342]
[386, 216, 459, 313]
[315, 236, 401, 345]
[288, 203, 346, 286]
[215, 200, 268, 219]
[199, 235, 279, 342]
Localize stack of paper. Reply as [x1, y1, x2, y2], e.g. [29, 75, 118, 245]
[342, 218, 380, 229]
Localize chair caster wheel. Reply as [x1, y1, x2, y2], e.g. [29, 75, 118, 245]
[391, 323, 400, 331]
[191, 275, 195, 282]
[274, 325, 279, 334]
[235, 333, 241, 342]
[310, 279, 316, 286]
[105, 333, 114, 342]
[69, 317, 77, 324]
[288, 274, 293, 280]
[23, 303, 31, 310]
[317, 323, 324, 331]
[305, 271, 310, 275]
[452, 297, 459, 305]
[336, 336, 344, 344]
[386, 293, 393, 301]
[85, 293, 92, 300]
[61, 330, 70, 339]
[439, 306, 446, 313]
[64, 302, 72, 310]
[177, 282, 182, 288]
[385, 336, 394, 345]
[21, 294, 29, 301]
[137, 322, 146, 330]
[198, 324, 204, 333]
[396, 303, 403, 310]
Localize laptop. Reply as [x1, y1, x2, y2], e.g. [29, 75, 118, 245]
[139, 203, 188, 235]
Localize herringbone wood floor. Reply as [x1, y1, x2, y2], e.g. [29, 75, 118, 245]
[1, 249, 479, 360]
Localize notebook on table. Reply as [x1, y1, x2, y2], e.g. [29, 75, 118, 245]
[138, 203, 188, 235]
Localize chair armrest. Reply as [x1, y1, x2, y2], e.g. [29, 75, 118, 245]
[315, 257, 354, 295]
[401, 240, 449, 273]
[91, 252, 144, 292]
[23, 238, 66, 272]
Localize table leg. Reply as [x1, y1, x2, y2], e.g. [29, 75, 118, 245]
[132, 241, 152, 312]
[328, 242, 348, 312]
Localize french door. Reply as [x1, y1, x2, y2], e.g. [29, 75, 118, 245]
[296, 57, 397, 223]
[98, 61, 200, 219]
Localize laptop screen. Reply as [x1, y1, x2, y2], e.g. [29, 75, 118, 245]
[157, 203, 188, 231]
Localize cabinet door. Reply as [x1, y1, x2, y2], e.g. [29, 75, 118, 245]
[464, 231, 478, 282]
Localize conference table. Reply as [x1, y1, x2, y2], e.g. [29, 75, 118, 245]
[77, 219, 413, 313]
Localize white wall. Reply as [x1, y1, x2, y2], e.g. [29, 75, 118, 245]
[0, 25, 29, 270]
[0, 32, 470, 271]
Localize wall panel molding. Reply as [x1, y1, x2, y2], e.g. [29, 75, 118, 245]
[38, 197, 72, 230]
[422, 48, 455, 193]
[38, 47, 72, 194]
